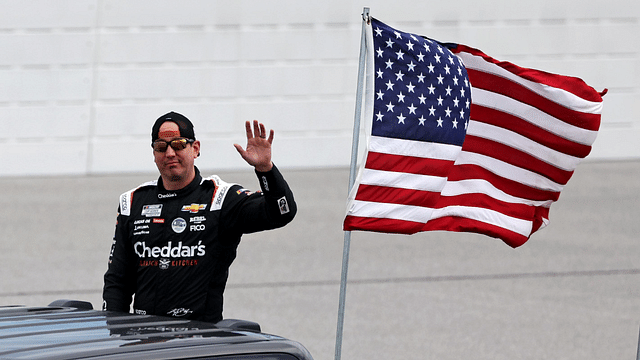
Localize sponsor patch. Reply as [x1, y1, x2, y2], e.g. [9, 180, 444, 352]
[142, 204, 163, 217]
[213, 186, 229, 210]
[190, 216, 206, 223]
[159, 258, 171, 270]
[134, 240, 206, 259]
[181, 203, 207, 213]
[153, 218, 165, 224]
[190, 224, 205, 232]
[120, 194, 129, 214]
[171, 218, 187, 233]
[206, 175, 237, 212]
[139, 258, 201, 268]
[278, 196, 290, 215]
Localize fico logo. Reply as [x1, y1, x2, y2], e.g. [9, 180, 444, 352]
[190, 224, 205, 231]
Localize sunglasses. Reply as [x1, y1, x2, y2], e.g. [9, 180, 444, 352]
[152, 138, 195, 152]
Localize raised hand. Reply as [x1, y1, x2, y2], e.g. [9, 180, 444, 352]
[234, 120, 274, 172]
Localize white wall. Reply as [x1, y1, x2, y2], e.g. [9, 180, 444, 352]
[0, 0, 637, 176]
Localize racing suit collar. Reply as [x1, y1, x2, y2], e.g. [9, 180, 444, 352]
[157, 166, 203, 198]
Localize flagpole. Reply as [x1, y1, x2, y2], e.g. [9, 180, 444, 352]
[335, 7, 370, 360]
[636, 325, 640, 360]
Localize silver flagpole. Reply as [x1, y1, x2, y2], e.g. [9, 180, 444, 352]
[335, 7, 370, 360]
[636, 325, 640, 360]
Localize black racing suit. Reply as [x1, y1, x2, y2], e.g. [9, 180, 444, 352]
[102, 165, 296, 323]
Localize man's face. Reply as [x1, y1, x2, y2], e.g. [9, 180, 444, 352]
[153, 121, 200, 186]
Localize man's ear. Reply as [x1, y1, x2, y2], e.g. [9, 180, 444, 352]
[193, 140, 201, 158]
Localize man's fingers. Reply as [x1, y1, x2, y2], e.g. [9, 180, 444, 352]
[245, 120, 272, 141]
[244, 121, 253, 139]
[251, 120, 261, 138]
[247, 120, 272, 140]
[260, 123, 268, 138]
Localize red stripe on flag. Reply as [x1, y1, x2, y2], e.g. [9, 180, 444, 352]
[532, 206, 550, 234]
[446, 164, 561, 202]
[471, 105, 594, 158]
[466, 68, 601, 131]
[344, 215, 424, 234]
[354, 184, 441, 207]
[365, 152, 455, 177]
[421, 216, 529, 248]
[452, 44, 604, 103]
[434, 193, 536, 221]
[461, 135, 575, 185]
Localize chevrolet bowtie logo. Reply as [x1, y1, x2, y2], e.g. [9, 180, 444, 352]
[181, 204, 207, 213]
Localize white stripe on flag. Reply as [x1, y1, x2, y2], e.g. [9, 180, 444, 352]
[360, 168, 447, 192]
[349, 200, 534, 237]
[369, 136, 462, 160]
[441, 179, 554, 208]
[348, 200, 434, 223]
[454, 151, 565, 192]
[467, 121, 582, 171]
[430, 205, 533, 236]
[459, 53, 604, 115]
[471, 88, 598, 146]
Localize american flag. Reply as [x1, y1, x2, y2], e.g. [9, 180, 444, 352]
[343, 18, 605, 248]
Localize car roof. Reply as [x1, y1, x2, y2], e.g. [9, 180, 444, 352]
[0, 300, 313, 360]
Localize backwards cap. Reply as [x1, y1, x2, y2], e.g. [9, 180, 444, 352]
[151, 111, 196, 142]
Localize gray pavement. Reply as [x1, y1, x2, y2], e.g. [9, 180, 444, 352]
[0, 160, 639, 360]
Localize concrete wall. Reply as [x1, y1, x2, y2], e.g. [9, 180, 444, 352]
[0, 0, 637, 176]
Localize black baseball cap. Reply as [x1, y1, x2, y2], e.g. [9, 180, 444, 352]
[151, 111, 196, 142]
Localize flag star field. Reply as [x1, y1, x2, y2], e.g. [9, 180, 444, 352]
[371, 20, 470, 147]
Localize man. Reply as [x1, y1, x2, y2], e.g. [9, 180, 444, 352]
[102, 111, 297, 323]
